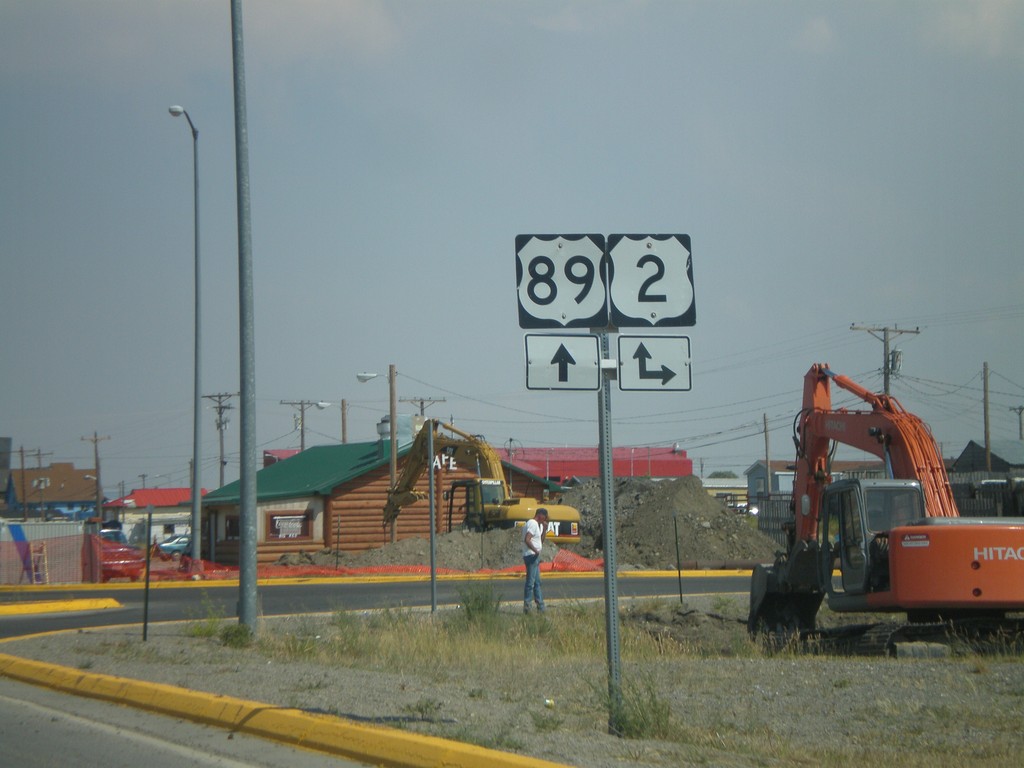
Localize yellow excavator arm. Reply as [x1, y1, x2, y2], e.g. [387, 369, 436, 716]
[382, 419, 510, 526]
[382, 419, 581, 543]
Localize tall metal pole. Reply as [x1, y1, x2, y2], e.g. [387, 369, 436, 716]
[190, 112, 201, 563]
[168, 105, 202, 563]
[388, 364, 398, 542]
[427, 425, 437, 612]
[231, 0, 258, 632]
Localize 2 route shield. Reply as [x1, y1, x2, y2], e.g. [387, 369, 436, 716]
[608, 234, 695, 328]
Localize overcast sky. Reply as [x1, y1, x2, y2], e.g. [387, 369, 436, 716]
[2, 1, 1022, 497]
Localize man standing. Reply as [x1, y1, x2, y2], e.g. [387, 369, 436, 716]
[522, 507, 548, 613]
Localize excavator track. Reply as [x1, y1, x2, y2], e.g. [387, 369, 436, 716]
[799, 618, 1024, 657]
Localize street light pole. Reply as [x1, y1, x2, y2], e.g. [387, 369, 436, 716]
[169, 105, 202, 564]
[357, 366, 399, 541]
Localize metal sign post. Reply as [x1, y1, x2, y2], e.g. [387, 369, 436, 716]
[516, 232, 694, 737]
[597, 332, 623, 733]
[143, 504, 154, 641]
[428, 426, 437, 613]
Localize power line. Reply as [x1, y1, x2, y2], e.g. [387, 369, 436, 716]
[850, 323, 920, 394]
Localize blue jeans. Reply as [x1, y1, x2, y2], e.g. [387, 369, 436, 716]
[523, 553, 544, 611]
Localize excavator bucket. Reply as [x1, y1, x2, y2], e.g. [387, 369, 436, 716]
[748, 563, 823, 640]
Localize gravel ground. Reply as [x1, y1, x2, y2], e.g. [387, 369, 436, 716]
[4, 595, 1023, 768]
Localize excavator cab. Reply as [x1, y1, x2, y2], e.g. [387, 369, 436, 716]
[445, 478, 507, 532]
[817, 481, 869, 594]
[818, 479, 927, 599]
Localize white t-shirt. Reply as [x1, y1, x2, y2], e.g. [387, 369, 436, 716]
[522, 518, 543, 557]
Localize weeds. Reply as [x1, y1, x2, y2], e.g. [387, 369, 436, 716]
[184, 592, 226, 638]
[447, 581, 503, 634]
[604, 673, 674, 740]
[219, 623, 253, 648]
[402, 697, 444, 722]
[530, 709, 563, 732]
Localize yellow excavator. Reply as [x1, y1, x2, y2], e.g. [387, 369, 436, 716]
[383, 419, 582, 544]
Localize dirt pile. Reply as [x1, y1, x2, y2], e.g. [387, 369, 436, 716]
[287, 476, 778, 572]
[559, 476, 778, 568]
[337, 527, 533, 572]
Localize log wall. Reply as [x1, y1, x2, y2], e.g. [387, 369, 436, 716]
[326, 460, 560, 554]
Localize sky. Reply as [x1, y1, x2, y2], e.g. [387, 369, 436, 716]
[2, 1, 1022, 499]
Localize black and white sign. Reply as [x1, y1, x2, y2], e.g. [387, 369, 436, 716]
[516, 234, 608, 329]
[525, 334, 601, 391]
[608, 234, 695, 328]
[617, 335, 691, 391]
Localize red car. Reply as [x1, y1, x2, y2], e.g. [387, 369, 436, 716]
[97, 536, 146, 582]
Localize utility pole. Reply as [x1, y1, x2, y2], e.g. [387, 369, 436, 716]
[400, 396, 447, 417]
[28, 448, 53, 519]
[341, 398, 348, 444]
[19, 447, 27, 520]
[763, 413, 770, 505]
[280, 399, 329, 452]
[984, 362, 991, 471]
[1011, 406, 1024, 441]
[81, 432, 110, 519]
[205, 392, 237, 487]
[850, 323, 920, 394]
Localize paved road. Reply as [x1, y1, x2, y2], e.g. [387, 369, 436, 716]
[0, 572, 749, 638]
[0, 675, 369, 768]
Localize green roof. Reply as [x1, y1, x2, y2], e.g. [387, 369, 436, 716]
[203, 439, 566, 507]
[204, 441, 402, 506]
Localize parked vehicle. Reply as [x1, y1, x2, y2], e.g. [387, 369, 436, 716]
[97, 537, 145, 582]
[99, 527, 129, 546]
[158, 534, 192, 557]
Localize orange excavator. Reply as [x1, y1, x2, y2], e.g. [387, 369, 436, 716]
[749, 364, 1024, 647]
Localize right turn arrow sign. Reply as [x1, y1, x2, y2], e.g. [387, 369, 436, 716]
[617, 335, 691, 391]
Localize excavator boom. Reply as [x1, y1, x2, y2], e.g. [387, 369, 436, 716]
[382, 419, 581, 543]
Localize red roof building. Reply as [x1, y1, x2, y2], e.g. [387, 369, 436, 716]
[105, 487, 206, 513]
[497, 445, 692, 484]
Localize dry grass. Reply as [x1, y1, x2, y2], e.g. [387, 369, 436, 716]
[247, 589, 1024, 767]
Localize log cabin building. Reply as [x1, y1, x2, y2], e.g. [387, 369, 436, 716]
[202, 439, 564, 566]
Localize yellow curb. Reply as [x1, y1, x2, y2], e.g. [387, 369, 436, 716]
[0, 653, 568, 768]
[0, 569, 754, 594]
[0, 598, 122, 616]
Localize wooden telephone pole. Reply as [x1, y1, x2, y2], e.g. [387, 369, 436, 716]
[850, 323, 920, 394]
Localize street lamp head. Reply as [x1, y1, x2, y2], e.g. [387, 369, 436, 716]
[356, 373, 378, 383]
[316, 401, 331, 410]
[168, 105, 185, 117]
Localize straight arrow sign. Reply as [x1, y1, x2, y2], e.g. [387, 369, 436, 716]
[525, 334, 600, 391]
